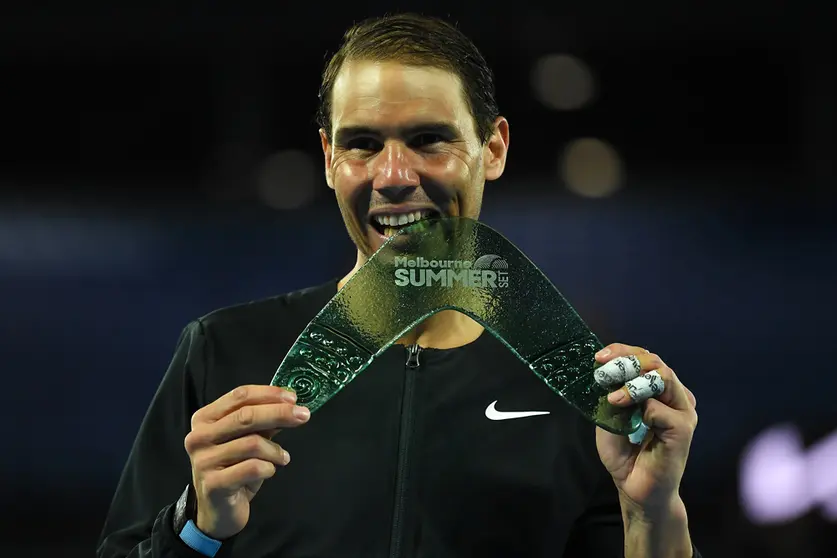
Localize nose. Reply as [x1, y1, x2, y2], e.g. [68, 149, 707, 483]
[371, 141, 421, 201]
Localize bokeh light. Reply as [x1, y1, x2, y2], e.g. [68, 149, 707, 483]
[532, 54, 596, 111]
[256, 150, 319, 209]
[559, 138, 624, 198]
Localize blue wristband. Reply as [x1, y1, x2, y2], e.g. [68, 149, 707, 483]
[179, 519, 222, 557]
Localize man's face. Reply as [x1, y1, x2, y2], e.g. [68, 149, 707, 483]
[321, 60, 508, 258]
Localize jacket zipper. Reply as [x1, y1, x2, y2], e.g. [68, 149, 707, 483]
[389, 343, 421, 558]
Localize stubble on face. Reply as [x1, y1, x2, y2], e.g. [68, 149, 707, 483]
[323, 60, 490, 259]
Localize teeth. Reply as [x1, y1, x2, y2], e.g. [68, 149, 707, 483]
[374, 210, 432, 227]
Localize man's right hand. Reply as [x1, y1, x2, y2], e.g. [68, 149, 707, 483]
[184, 385, 310, 540]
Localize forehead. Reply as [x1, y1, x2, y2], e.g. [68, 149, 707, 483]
[330, 60, 472, 131]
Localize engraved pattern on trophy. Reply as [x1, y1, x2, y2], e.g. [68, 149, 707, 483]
[272, 323, 371, 410]
[530, 337, 600, 392]
[529, 337, 644, 432]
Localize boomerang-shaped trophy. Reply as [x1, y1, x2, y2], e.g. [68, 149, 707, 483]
[270, 217, 646, 437]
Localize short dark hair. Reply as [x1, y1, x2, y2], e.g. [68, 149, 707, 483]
[316, 13, 499, 144]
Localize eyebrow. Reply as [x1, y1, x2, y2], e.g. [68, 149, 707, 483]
[333, 123, 461, 145]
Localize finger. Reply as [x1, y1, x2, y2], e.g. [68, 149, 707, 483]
[196, 403, 310, 446]
[593, 354, 644, 388]
[261, 429, 282, 440]
[202, 459, 278, 497]
[627, 366, 692, 412]
[214, 403, 310, 444]
[593, 349, 667, 388]
[193, 434, 290, 472]
[595, 343, 650, 363]
[642, 398, 698, 439]
[192, 385, 297, 426]
[684, 385, 697, 409]
[607, 370, 665, 406]
[606, 366, 694, 412]
[658, 367, 695, 412]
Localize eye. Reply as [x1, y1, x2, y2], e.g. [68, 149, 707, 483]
[347, 137, 382, 151]
[410, 133, 445, 148]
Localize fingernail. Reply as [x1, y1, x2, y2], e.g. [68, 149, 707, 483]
[608, 389, 628, 404]
[281, 388, 297, 404]
[293, 406, 310, 420]
[282, 450, 291, 464]
[595, 348, 611, 359]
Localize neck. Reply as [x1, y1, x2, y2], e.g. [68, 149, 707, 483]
[338, 251, 485, 350]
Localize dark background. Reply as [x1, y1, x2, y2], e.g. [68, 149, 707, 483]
[1, 1, 836, 557]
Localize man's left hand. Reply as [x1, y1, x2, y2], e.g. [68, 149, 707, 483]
[593, 343, 698, 514]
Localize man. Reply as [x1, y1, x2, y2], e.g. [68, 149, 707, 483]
[98, 13, 701, 558]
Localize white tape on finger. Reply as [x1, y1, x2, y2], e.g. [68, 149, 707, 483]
[593, 355, 643, 387]
[629, 422, 650, 445]
[624, 371, 665, 403]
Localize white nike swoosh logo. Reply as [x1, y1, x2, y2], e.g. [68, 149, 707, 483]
[485, 400, 550, 421]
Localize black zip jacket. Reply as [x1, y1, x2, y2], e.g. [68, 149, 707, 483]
[97, 279, 701, 558]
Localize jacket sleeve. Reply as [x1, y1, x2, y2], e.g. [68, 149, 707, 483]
[96, 320, 212, 558]
[561, 420, 704, 558]
[561, 440, 626, 557]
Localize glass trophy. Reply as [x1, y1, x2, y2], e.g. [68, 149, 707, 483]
[270, 216, 644, 436]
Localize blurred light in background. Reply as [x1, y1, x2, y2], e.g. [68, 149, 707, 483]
[256, 150, 319, 209]
[739, 424, 837, 524]
[0, 213, 155, 276]
[559, 138, 624, 198]
[532, 54, 596, 111]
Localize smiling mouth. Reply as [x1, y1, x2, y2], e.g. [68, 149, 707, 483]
[369, 208, 442, 238]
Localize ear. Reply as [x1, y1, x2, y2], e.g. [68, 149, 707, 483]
[320, 128, 334, 190]
[483, 117, 510, 182]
